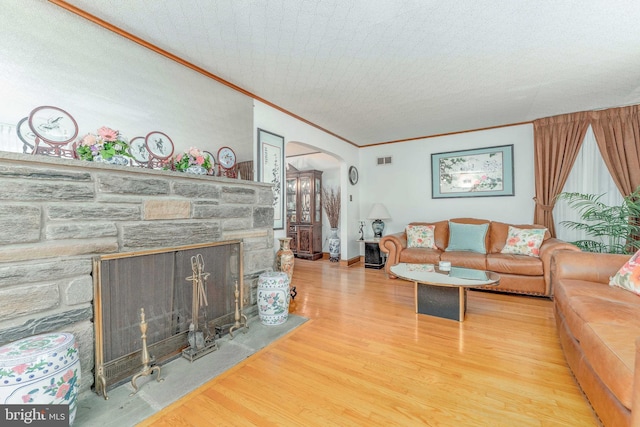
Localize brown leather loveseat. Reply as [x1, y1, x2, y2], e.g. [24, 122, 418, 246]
[379, 218, 579, 296]
[552, 251, 640, 426]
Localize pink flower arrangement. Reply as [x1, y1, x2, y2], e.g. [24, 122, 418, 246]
[97, 126, 118, 141]
[170, 146, 212, 172]
[76, 126, 131, 161]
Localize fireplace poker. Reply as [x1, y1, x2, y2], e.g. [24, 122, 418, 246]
[183, 253, 218, 361]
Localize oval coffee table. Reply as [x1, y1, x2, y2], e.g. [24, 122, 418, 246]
[390, 263, 500, 322]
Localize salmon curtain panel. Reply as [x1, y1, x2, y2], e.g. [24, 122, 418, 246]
[533, 112, 591, 237]
[590, 105, 640, 195]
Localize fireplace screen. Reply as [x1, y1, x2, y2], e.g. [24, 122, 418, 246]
[92, 240, 242, 396]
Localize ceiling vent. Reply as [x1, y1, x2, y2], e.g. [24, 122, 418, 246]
[376, 156, 392, 165]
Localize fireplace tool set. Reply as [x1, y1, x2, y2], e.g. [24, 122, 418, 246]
[182, 254, 220, 362]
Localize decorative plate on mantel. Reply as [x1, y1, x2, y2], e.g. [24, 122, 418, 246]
[217, 146, 236, 169]
[203, 150, 217, 175]
[145, 131, 174, 160]
[129, 136, 150, 163]
[217, 146, 237, 178]
[28, 105, 78, 145]
[16, 116, 36, 153]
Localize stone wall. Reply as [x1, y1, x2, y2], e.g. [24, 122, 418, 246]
[0, 152, 275, 393]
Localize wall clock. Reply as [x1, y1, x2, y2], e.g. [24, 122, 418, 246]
[349, 166, 359, 185]
[217, 146, 237, 178]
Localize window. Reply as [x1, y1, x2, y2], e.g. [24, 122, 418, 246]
[554, 125, 623, 243]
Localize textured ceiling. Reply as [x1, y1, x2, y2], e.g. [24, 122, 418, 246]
[58, 0, 640, 146]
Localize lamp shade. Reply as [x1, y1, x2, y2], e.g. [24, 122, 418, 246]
[367, 203, 391, 220]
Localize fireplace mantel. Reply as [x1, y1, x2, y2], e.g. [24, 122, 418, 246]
[0, 151, 275, 394]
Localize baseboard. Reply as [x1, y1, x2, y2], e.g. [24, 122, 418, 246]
[342, 256, 361, 267]
[322, 253, 363, 267]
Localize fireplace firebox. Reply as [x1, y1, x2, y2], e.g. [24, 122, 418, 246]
[92, 240, 243, 397]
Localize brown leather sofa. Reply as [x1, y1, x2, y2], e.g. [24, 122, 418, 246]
[379, 218, 579, 296]
[552, 251, 640, 427]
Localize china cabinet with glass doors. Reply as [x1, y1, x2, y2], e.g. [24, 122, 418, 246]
[286, 169, 323, 260]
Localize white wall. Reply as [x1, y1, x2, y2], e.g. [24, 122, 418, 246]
[359, 124, 536, 236]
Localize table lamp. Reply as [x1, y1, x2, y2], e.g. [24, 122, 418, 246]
[367, 203, 391, 238]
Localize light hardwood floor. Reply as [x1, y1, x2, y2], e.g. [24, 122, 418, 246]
[139, 259, 598, 426]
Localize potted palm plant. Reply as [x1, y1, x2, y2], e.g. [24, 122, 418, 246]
[322, 187, 341, 262]
[556, 186, 640, 254]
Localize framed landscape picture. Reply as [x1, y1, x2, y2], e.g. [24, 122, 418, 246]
[257, 128, 285, 229]
[431, 144, 514, 198]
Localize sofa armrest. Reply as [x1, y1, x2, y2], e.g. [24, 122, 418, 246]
[539, 238, 580, 260]
[551, 250, 629, 285]
[538, 238, 581, 296]
[379, 232, 407, 277]
[633, 337, 640, 427]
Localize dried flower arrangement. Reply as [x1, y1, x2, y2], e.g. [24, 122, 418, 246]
[322, 186, 341, 229]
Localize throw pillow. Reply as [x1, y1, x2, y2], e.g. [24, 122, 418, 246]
[406, 225, 437, 249]
[445, 221, 489, 253]
[500, 226, 547, 257]
[609, 249, 640, 296]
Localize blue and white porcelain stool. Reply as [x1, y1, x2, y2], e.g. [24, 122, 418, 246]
[0, 332, 81, 425]
[257, 271, 291, 325]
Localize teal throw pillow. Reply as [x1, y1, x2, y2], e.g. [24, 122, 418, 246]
[445, 221, 489, 253]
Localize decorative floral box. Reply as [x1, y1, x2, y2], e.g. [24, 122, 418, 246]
[257, 271, 291, 325]
[0, 333, 81, 425]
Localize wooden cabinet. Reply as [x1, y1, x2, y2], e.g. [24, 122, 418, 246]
[286, 169, 323, 260]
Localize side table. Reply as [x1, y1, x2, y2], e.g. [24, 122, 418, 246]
[360, 239, 386, 269]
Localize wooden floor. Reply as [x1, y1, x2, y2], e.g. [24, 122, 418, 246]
[139, 259, 598, 426]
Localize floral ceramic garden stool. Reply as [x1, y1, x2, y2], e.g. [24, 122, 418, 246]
[257, 271, 291, 325]
[0, 332, 81, 425]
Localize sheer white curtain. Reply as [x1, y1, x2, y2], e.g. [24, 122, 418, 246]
[554, 125, 623, 243]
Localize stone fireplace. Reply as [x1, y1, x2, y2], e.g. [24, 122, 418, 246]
[0, 152, 275, 394]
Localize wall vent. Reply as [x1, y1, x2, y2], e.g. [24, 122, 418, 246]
[376, 156, 392, 165]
